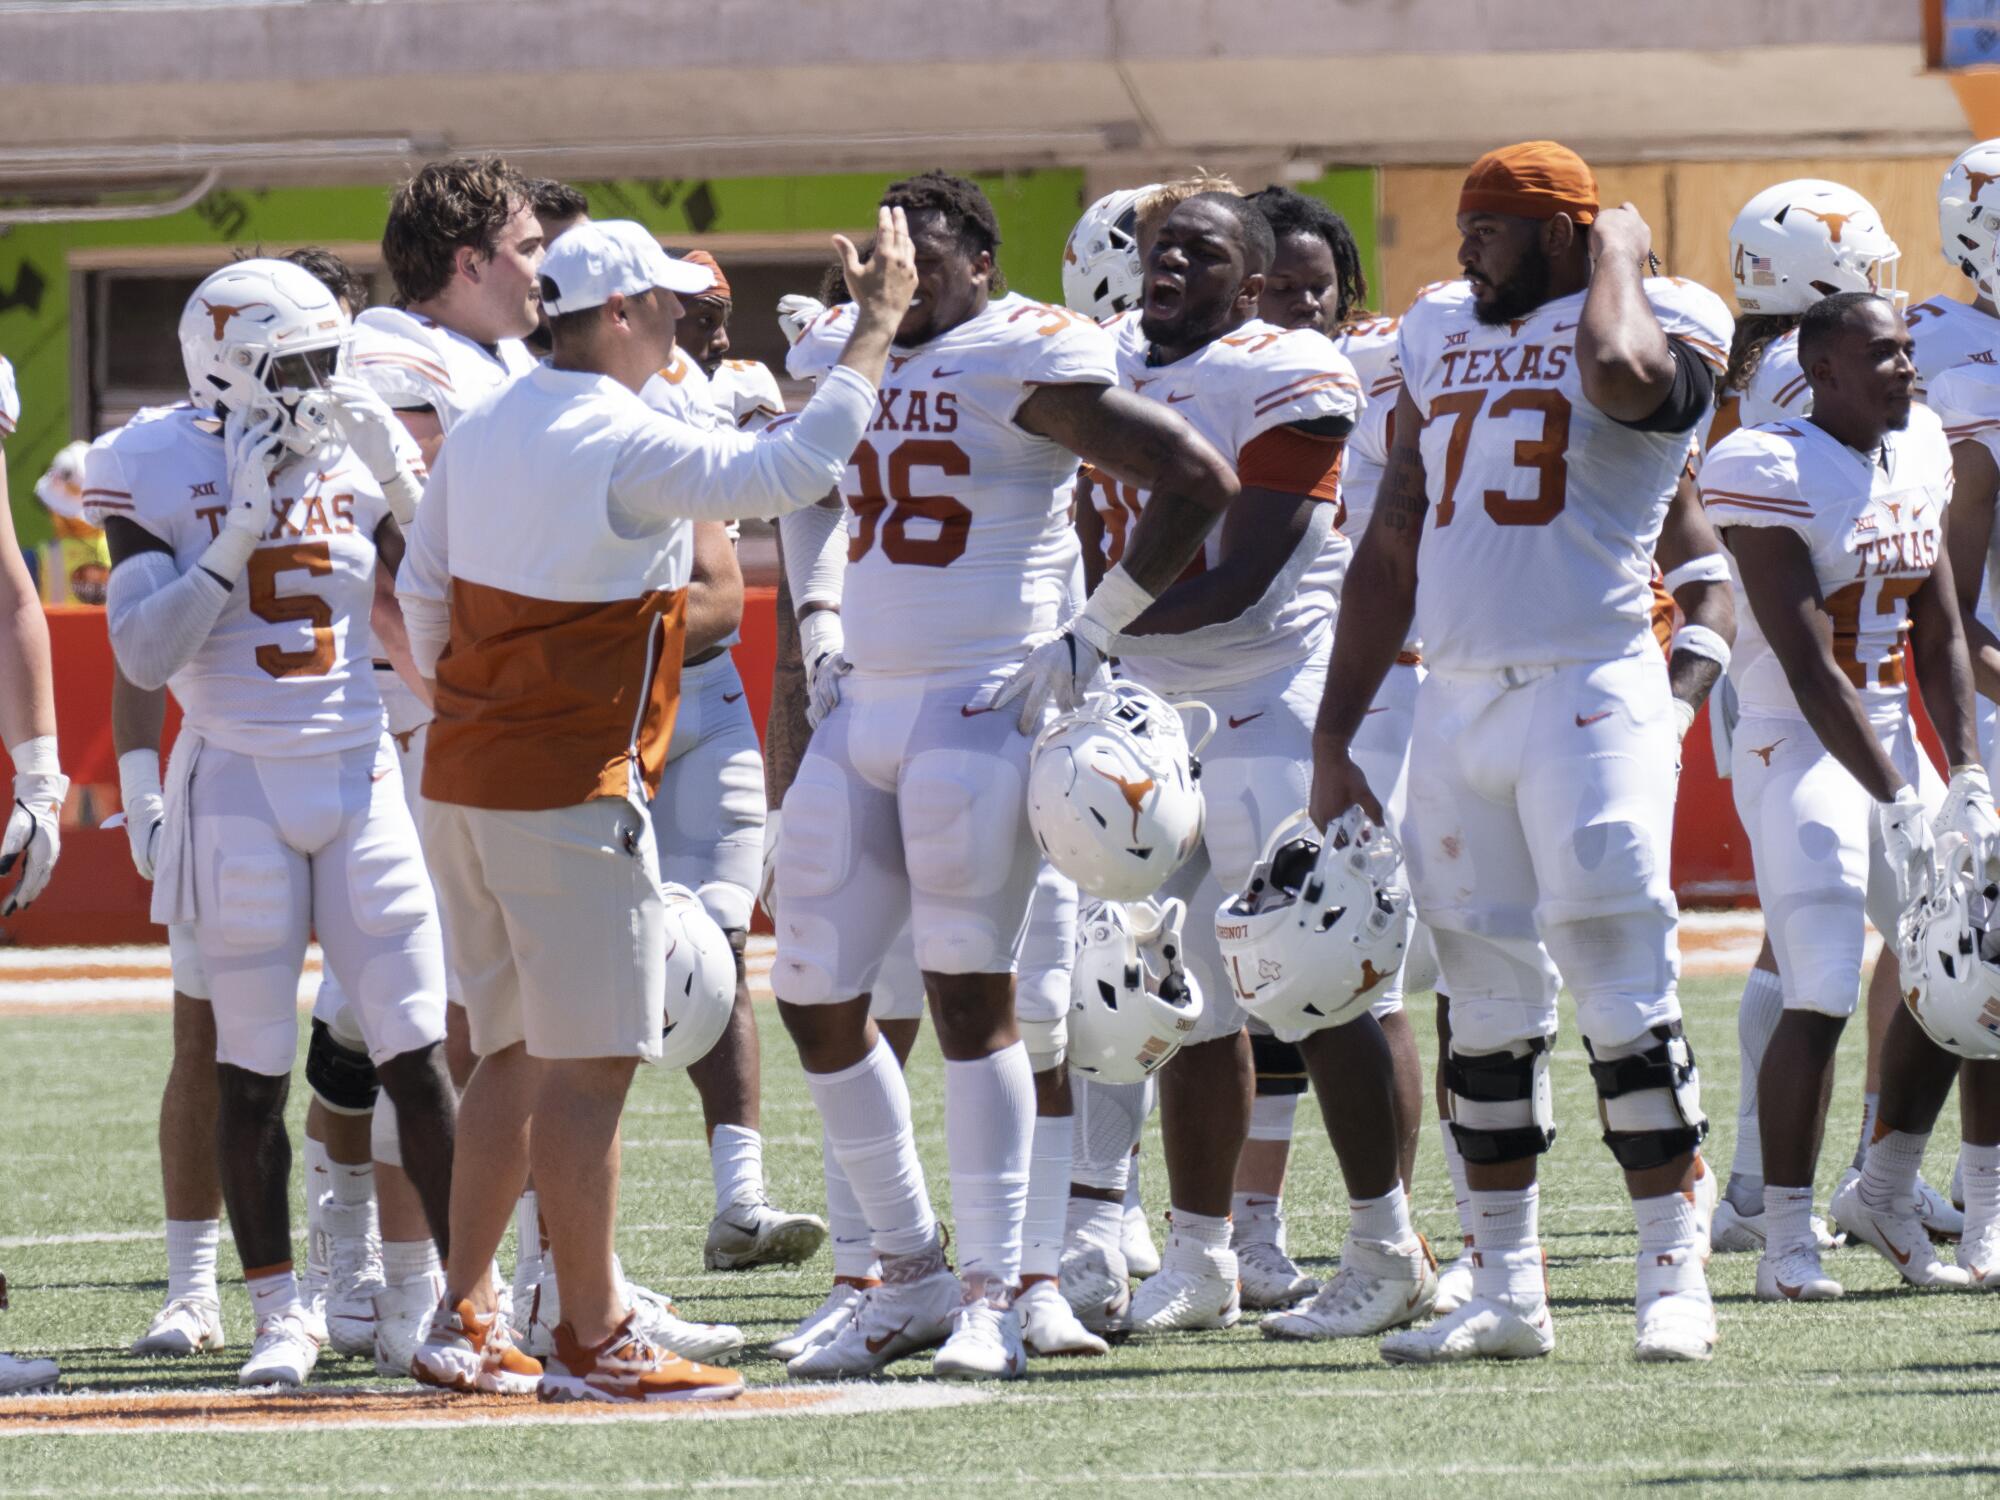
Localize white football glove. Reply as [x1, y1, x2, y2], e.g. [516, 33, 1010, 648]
[1, 738, 66, 915]
[222, 408, 286, 542]
[988, 629, 1110, 733]
[777, 294, 827, 348]
[1672, 696, 1697, 743]
[1879, 783, 1939, 909]
[800, 610, 850, 730]
[115, 748, 164, 881]
[759, 807, 781, 922]
[1937, 763, 2000, 848]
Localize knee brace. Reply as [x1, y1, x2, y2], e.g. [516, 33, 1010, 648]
[1585, 1020, 1707, 1172]
[1445, 1036, 1556, 1165]
[305, 1018, 379, 1115]
[1250, 1030, 1309, 1097]
[1019, 1015, 1066, 1072]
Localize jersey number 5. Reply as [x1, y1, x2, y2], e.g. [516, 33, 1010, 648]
[1428, 389, 1571, 528]
[847, 438, 973, 567]
[248, 541, 335, 679]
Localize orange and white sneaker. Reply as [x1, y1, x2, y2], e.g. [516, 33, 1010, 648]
[410, 1299, 542, 1395]
[539, 1314, 744, 1404]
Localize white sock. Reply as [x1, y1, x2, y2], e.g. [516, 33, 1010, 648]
[1439, 1119, 1473, 1254]
[1962, 1142, 2000, 1233]
[1166, 1206, 1233, 1266]
[1067, 1195, 1124, 1256]
[303, 1136, 334, 1204]
[1762, 1183, 1816, 1255]
[165, 1219, 220, 1303]
[247, 1266, 303, 1322]
[1248, 1091, 1299, 1143]
[1729, 966, 1782, 1203]
[1854, 1092, 1881, 1173]
[943, 1042, 1034, 1285]
[709, 1123, 766, 1216]
[1859, 1128, 1928, 1213]
[1071, 1077, 1144, 1196]
[1634, 1189, 1707, 1302]
[822, 1126, 880, 1281]
[1349, 1182, 1414, 1246]
[1126, 1150, 1143, 1210]
[302, 1137, 332, 1273]
[329, 1156, 374, 1209]
[381, 1239, 440, 1286]
[513, 1191, 542, 1278]
[807, 1036, 937, 1260]
[1467, 1184, 1544, 1310]
[1022, 1111, 1071, 1282]
[1231, 1192, 1284, 1250]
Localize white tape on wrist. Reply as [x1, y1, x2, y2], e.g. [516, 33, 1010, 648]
[6, 735, 59, 778]
[1073, 564, 1153, 651]
[380, 467, 423, 526]
[118, 748, 162, 805]
[799, 608, 843, 664]
[1670, 622, 1731, 672]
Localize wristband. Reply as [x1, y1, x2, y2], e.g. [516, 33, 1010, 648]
[799, 608, 844, 664]
[6, 735, 59, 778]
[380, 467, 423, 527]
[198, 526, 260, 584]
[118, 748, 162, 807]
[1661, 554, 1732, 593]
[1669, 622, 1731, 671]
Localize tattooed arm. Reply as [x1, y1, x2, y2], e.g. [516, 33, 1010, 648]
[1310, 385, 1426, 825]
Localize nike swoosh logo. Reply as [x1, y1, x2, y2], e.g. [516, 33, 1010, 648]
[933, 366, 964, 379]
[1776, 1279, 1802, 1298]
[371, 770, 392, 782]
[1554, 321, 1579, 332]
[722, 692, 744, 704]
[1228, 712, 1264, 729]
[1575, 710, 1612, 727]
[962, 704, 997, 718]
[863, 1319, 913, 1355]
[1364, 706, 1389, 716]
[1882, 1235, 1912, 1266]
[1166, 392, 1195, 404]
[1404, 1286, 1423, 1311]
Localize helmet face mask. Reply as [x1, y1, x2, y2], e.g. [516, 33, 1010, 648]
[1898, 833, 2000, 1061]
[1062, 187, 1153, 321]
[1068, 896, 1204, 1083]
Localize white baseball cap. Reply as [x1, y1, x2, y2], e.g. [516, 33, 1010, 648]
[538, 219, 715, 315]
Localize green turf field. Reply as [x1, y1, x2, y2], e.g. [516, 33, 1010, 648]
[1, 973, 1996, 1498]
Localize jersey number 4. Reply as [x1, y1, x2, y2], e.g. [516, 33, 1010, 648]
[1427, 389, 1570, 528]
[248, 541, 335, 679]
[846, 438, 972, 568]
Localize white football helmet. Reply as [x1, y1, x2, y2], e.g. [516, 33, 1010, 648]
[1062, 187, 1152, 322]
[1897, 833, 2000, 1062]
[179, 258, 350, 461]
[1068, 896, 1204, 1083]
[658, 882, 737, 1071]
[1941, 140, 2000, 295]
[1027, 681, 1212, 902]
[1727, 179, 1902, 316]
[1214, 807, 1411, 1043]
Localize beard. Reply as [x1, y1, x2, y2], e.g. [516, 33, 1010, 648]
[1473, 248, 1553, 326]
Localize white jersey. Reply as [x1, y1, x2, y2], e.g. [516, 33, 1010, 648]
[0, 354, 17, 439]
[1739, 328, 1809, 429]
[641, 347, 717, 429]
[1925, 360, 2000, 626]
[1091, 313, 1360, 692]
[82, 405, 394, 757]
[1700, 406, 1951, 725]
[1398, 276, 1733, 673]
[1332, 314, 1406, 540]
[350, 307, 536, 431]
[709, 359, 786, 432]
[1905, 294, 2000, 397]
[787, 292, 1116, 676]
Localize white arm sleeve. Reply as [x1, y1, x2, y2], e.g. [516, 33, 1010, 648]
[779, 499, 848, 611]
[395, 440, 452, 677]
[105, 550, 231, 692]
[610, 364, 876, 525]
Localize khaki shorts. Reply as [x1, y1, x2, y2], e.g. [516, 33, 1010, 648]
[424, 796, 665, 1062]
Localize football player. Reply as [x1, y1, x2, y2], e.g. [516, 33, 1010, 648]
[87, 259, 458, 1388]
[1312, 142, 1733, 1364]
[1702, 290, 1992, 1300]
[773, 171, 1239, 1381]
[0, 352, 68, 1397]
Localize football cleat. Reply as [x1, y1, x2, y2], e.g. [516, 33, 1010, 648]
[1709, 1199, 1840, 1253]
[411, 1298, 542, 1395]
[131, 1295, 225, 1357]
[528, 1272, 745, 1364]
[1831, 1175, 1972, 1288]
[238, 1309, 323, 1388]
[769, 1279, 873, 1361]
[319, 1198, 385, 1357]
[1016, 1278, 1109, 1357]
[539, 1315, 741, 1404]
[932, 1283, 1028, 1381]
[786, 1265, 962, 1380]
[373, 1273, 441, 1379]
[1260, 1237, 1438, 1341]
[0, 1351, 58, 1396]
[1754, 1242, 1843, 1301]
[703, 1201, 829, 1272]
[1634, 1289, 1717, 1363]
[1914, 1173, 1966, 1243]
[1125, 1241, 1241, 1334]
[1121, 1204, 1161, 1278]
[1236, 1239, 1315, 1310]
[1956, 1218, 2000, 1287]
[1432, 1242, 1476, 1315]
[1058, 1240, 1132, 1332]
[1379, 1296, 1553, 1365]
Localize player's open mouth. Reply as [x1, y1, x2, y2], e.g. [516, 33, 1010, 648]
[1145, 277, 1184, 316]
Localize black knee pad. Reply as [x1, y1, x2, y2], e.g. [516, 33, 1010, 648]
[1585, 1020, 1707, 1172]
[1250, 1030, 1309, 1096]
[1445, 1036, 1556, 1165]
[305, 1017, 379, 1115]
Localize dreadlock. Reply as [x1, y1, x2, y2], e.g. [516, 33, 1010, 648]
[1245, 185, 1370, 327]
[1719, 312, 1804, 397]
